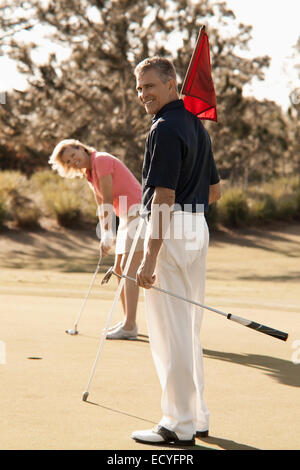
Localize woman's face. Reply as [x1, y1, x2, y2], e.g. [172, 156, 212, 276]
[61, 145, 91, 170]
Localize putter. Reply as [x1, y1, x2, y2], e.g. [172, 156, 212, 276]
[65, 255, 102, 335]
[82, 217, 145, 401]
[103, 269, 289, 342]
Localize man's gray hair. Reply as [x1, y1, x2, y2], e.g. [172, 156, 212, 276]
[134, 57, 177, 84]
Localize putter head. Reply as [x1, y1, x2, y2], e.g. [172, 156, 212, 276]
[65, 329, 78, 335]
[101, 267, 114, 285]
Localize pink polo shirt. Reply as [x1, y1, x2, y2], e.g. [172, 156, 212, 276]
[86, 151, 142, 217]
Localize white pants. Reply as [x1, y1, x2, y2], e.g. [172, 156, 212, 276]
[144, 212, 210, 436]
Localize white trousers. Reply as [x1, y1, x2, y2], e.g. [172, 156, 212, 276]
[144, 212, 210, 436]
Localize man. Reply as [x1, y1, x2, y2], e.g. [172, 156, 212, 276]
[132, 57, 221, 446]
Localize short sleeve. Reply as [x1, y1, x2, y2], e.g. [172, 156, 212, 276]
[94, 153, 114, 179]
[145, 124, 182, 190]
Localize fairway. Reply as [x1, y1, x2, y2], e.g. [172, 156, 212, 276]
[0, 223, 299, 450]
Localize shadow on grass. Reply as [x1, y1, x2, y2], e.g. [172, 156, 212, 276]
[198, 435, 259, 450]
[238, 272, 300, 282]
[210, 222, 300, 258]
[203, 349, 300, 388]
[84, 401, 258, 450]
[0, 225, 108, 272]
[2, 222, 300, 270]
[78, 332, 149, 343]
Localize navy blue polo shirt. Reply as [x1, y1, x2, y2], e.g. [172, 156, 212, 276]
[141, 99, 220, 216]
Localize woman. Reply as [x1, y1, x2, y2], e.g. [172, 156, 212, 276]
[49, 139, 144, 340]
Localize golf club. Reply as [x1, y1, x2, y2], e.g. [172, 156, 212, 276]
[82, 217, 145, 401]
[65, 255, 102, 335]
[102, 268, 289, 342]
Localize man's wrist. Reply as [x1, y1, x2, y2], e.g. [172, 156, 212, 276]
[148, 236, 163, 257]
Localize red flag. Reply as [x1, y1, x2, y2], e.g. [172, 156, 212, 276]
[181, 26, 217, 122]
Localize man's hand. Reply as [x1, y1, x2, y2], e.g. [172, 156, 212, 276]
[136, 255, 156, 289]
[209, 181, 221, 204]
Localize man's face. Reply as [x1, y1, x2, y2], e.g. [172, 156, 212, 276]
[136, 69, 174, 115]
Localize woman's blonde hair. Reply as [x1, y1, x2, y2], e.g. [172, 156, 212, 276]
[48, 139, 95, 178]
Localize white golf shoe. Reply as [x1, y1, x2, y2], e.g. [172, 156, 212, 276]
[131, 425, 195, 446]
[105, 323, 138, 340]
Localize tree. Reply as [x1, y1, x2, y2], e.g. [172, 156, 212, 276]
[0, 0, 275, 182]
[214, 97, 292, 185]
[288, 36, 300, 186]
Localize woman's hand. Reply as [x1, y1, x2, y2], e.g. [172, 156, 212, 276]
[100, 230, 114, 257]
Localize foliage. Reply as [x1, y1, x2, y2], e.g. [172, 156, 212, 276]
[0, 196, 7, 229]
[287, 37, 300, 188]
[0, 170, 41, 228]
[38, 175, 97, 227]
[0, 1, 299, 189]
[205, 202, 218, 230]
[13, 206, 40, 229]
[42, 185, 82, 227]
[218, 188, 249, 227]
[249, 194, 277, 223]
[2, 170, 300, 230]
[0, 0, 281, 183]
[276, 195, 298, 221]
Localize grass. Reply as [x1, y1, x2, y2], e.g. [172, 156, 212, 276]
[209, 176, 300, 229]
[0, 171, 41, 229]
[0, 196, 6, 229]
[0, 170, 97, 230]
[217, 188, 249, 228]
[1, 170, 300, 231]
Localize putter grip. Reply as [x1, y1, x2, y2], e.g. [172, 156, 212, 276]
[245, 321, 288, 342]
[227, 314, 288, 342]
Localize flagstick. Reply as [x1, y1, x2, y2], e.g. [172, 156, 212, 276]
[180, 25, 206, 95]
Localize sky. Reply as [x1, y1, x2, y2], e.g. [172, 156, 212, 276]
[224, 0, 300, 109]
[0, 0, 299, 110]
